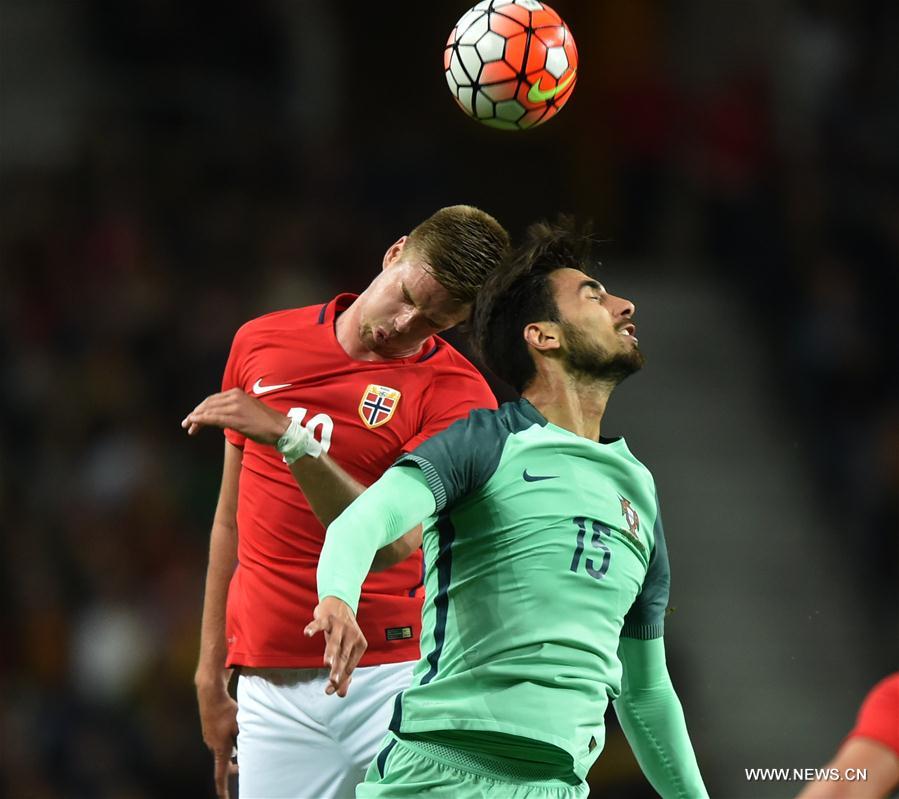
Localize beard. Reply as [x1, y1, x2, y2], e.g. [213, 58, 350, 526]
[560, 321, 645, 386]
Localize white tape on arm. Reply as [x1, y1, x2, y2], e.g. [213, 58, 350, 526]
[276, 418, 322, 463]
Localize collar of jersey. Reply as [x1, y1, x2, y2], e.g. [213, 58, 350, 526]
[517, 398, 624, 446]
[319, 292, 359, 325]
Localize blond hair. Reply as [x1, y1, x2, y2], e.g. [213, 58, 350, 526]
[405, 205, 510, 304]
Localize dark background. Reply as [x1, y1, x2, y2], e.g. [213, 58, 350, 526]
[1, 1, 897, 797]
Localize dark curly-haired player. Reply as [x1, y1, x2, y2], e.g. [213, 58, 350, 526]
[308, 218, 708, 798]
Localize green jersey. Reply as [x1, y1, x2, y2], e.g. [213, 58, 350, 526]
[387, 398, 670, 780]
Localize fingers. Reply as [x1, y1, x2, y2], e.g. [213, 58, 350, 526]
[181, 391, 241, 434]
[303, 617, 328, 638]
[181, 389, 287, 444]
[182, 420, 203, 435]
[324, 630, 345, 696]
[305, 600, 368, 697]
[183, 410, 231, 432]
[333, 638, 367, 697]
[335, 674, 353, 698]
[324, 629, 368, 697]
[213, 749, 233, 799]
[304, 615, 360, 696]
[302, 614, 342, 690]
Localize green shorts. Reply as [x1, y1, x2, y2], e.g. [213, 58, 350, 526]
[357, 733, 589, 799]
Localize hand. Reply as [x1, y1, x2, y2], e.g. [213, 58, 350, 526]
[182, 388, 290, 444]
[197, 681, 239, 799]
[304, 596, 368, 697]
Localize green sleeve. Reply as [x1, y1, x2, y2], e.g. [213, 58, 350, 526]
[395, 406, 518, 513]
[316, 466, 436, 613]
[613, 637, 708, 799]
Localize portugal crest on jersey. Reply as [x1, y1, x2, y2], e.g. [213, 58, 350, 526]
[358, 384, 401, 429]
[618, 495, 641, 540]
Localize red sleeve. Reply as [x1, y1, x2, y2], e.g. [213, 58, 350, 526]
[847, 673, 899, 756]
[402, 366, 497, 453]
[220, 325, 248, 448]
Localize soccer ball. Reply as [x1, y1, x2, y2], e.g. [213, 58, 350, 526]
[444, 0, 578, 130]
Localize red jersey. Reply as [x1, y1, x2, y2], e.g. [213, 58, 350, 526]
[221, 294, 497, 668]
[848, 673, 899, 757]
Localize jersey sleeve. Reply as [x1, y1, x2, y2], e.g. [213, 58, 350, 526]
[614, 637, 709, 798]
[622, 497, 671, 640]
[394, 407, 507, 513]
[847, 673, 899, 756]
[401, 363, 497, 453]
[318, 466, 436, 612]
[220, 324, 250, 448]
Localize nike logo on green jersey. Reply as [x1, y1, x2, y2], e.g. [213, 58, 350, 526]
[527, 71, 576, 104]
[522, 469, 559, 482]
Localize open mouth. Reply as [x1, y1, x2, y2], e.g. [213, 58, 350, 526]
[618, 323, 638, 343]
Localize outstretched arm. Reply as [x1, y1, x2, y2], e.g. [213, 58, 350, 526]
[613, 636, 708, 799]
[304, 466, 436, 696]
[182, 388, 420, 569]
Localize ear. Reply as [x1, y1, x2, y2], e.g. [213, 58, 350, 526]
[523, 321, 561, 352]
[382, 236, 408, 271]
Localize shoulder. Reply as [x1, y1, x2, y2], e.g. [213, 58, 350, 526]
[233, 306, 320, 342]
[612, 438, 656, 482]
[857, 673, 899, 725]
[848, 673, 899, 756]
[419, 336, 486, 380]
[400, 400, 545, 509]
[410, 336, 495, 405]
[430, 399, 544, 446]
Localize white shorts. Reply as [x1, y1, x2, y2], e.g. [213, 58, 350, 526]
[236, 661, 414, 799]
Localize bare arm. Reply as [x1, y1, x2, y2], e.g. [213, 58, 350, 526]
[194, 440, 242, 799]
[289, 452, 424, 569]
[797, 739, 899, 799]
[182, 389, 420, 569]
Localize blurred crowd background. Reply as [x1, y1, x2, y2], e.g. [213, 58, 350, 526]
[1, 1, 896, 797]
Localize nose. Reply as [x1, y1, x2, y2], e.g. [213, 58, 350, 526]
[394, 308, 418, 334]
[612, 294, 635, 319]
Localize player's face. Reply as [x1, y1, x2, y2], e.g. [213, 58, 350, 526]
[551, 268, 644, 382]
[358, 238, 470, 358]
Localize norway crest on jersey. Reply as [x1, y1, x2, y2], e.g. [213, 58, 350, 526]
[358, 384, 401, 429]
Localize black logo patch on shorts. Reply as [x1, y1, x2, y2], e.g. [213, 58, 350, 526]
[385, 626, 413, 641]
[588, 736, 597, 753]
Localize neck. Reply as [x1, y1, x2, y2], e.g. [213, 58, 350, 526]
[522, 367, 615, 441]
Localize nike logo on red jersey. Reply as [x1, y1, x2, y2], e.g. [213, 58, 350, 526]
[252, 378, 292, 395]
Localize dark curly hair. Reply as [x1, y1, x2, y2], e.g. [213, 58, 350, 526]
[473, 216, 599, 392]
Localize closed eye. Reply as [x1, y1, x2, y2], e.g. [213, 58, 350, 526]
[402, 282, 442, 328]
[580, 279, 605, 303]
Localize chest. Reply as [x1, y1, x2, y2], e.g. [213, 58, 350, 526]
[491, 437, 653, 546]
[444, 436, 657, 613]
[239, 346, 428, 477]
